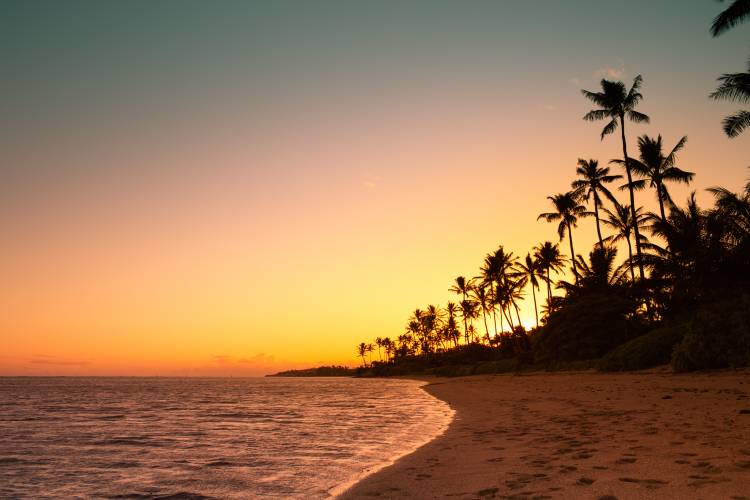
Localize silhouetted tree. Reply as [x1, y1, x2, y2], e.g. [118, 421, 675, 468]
[534, 241, 566, 302]
[710, 59, 750, 137]
[582, 75, 650, 279]
[538, 192, 590, 284]
[710, 0, 750, 36]
[572, 158, 622, 247]
[601, 202, 648, 282]
[614, 134, 694, 222]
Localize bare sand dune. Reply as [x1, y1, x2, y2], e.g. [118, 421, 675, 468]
[339, 369, 750, 499]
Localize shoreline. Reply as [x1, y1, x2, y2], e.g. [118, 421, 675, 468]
[329, 379, 455, 498]
[338, 369, 750, 499]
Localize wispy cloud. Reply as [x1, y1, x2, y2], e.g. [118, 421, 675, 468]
[30, 355, 90, 366]
[361, 173, 381, 190]
[593, 59, 626, 80]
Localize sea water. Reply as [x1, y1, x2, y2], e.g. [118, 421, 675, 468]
[0, 377, 452, 499]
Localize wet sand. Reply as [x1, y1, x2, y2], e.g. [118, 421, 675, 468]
[339, 369, 750, 499]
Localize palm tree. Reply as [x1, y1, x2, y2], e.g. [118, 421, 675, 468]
[614, 134, 694, 222]
[515, 253, 541, 328]
[382, 337, 393, 362]
[533, 241, 566, 302]
[366, 343, 374, 365]
[470, 284, 491, 338]
[571, 158, 622, 247]
[710, 58, 750, 138]
[601, 202, 648, 282]
[449, 276, 473, 342]
[538, 192, 590, 283]
[445, 302, 461, 347]
[374, 337, 384, 362]
[357, 342, 368, 368]
[582, 75, 650, 279]
[459, 298, 479, 343]
[710, 0, 750, 36]
[478, 254, 501, 334]
[558, 245, 625, 293]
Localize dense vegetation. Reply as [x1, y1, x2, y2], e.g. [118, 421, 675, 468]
[269, 365, 357, 377]
[355, 2, 750, 376]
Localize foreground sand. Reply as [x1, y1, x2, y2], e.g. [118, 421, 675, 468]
[339, 369, 750, 499]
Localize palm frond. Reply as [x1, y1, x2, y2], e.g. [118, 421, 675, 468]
[710, 0, 750, 37]
[722, 109, 750, 137]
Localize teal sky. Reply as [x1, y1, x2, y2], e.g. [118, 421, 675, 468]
[2, 1, 749, 374]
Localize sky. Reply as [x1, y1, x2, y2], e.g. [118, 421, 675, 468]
[1, 0, 748, 375]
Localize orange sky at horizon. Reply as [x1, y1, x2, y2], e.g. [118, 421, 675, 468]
[2, 1, 748, 376]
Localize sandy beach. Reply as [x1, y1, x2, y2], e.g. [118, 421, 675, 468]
[339, 370, 750, 499]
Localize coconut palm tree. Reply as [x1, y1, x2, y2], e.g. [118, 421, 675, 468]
[444, 302, 462, 347]
[582, 75, 650, 279]
[534, 241, 566, 302]
[470, 283, 491, 338]
[613, 134, 694, 222]
[449, 276, 474, 342]
[366, 343, 374, 365]
[374, 337, 384, 362]
[558, 245, 625, 293]
[459, 298, 479, 343]
[515, 253, 541, 328]
[538, 192, 590, 283]
[601, 202, 648, 282]
[478, 254, 500, 334]
[571, 158, 622, 247]
[357, 342, 368, 368]
[710, 0, 750, 36]
[710, 59, 750, 138]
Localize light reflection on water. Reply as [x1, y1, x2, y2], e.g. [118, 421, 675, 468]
[0, 377, 452, 499]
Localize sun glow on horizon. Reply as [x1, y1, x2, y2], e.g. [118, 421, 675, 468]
[1, 1, 748, 375]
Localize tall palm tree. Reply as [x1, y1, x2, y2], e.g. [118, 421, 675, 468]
[366, 343, 374, 365]
[515, 253, 541, 328]
[538, 192, 590, 283]
[533, 241, 566, 302]
[357, 342, 368, 368]
[449, 276, 473, 342]
[601, 202, 648, 282]
[614, 134, 694, 222]
[582, 75, 650, 279]
[459, 298, 479, 343]
[470, 284, 491, 338]
[571, 158, 622, 247]
[478, 254, 500, 334]
[374, 337, 384, 362]
[710, 58, 750, 138]
[710, 0, 750, 36]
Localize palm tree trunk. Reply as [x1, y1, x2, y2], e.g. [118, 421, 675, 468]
[462, 291, 468, 345]
[481, 307, 489, 337]
[620, 113, 645, 280]
[546, 267, 551, 301]
[503, 305, 514, 331]
[626, 235, 635, 282]
[567, 221, 578, 284]
[594, 194, 603, 247]
[531, 284, 539, 328]
[657, 181, 667, 222]
[490, 282, 498, 334]
[513, 301, 522, 327]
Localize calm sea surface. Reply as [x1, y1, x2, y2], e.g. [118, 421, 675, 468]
[0, 377, 453, 499]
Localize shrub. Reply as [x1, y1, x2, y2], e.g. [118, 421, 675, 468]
[532, 291, 639, 365]
[598, 324, 685, 372]
[671, 295, 750, 372]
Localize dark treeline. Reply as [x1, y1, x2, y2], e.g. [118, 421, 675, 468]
[356, 2, 750, 377]
[269, 365, 357, 377]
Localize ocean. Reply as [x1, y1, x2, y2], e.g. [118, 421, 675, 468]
[0, 377, 453, 499]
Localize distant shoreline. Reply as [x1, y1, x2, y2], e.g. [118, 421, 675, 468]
[339, 370, 750, 499]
